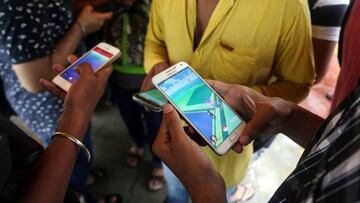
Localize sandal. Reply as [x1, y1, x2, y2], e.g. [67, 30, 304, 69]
[148, 165, 165, 191]
[126, 146, 144, 167]
[86, 168, 107, 187]
[98, 194, 122, 203]
[230, 183, 255, 202]
[148, 175, 165, 191]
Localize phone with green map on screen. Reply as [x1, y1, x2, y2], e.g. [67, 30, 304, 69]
[132, 89, 168, 112]
[152, 62, 246, 155]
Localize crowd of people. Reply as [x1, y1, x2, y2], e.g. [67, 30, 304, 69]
[0, 0, 358, 203]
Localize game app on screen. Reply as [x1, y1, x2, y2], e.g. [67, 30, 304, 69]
[157, 67, 243, 148]
[61, 47, 114, 83]
[138, 89, 167, 107]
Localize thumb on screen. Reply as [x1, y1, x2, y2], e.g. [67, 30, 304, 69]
[74, 62, 93, 75]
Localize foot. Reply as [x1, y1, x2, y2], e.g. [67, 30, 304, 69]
[148, 165, 165, 191]
[230, 183, 255, 202]
[86, 168, 107, 186]
[98, 194, 122, 203]
[126, 145, 144, 167]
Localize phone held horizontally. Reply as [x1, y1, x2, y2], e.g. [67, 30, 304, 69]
[132, 89, 168, 112]
[152, 62, 246, 155]
[52, 42, 121, 91]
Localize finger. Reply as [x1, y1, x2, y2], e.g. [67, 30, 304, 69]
[40, 79, 66, 100]
[232, 143, 243, 153]
[140, 76, 151, 91]
[237, 95, 256, 122]
[206, 80, 231, 96]
[184, 126, 207, 146]
[97, 66, 113, 83]
[67, 55, 78, 64]
[240, 104, 275, 146]
[75, 62, 93, 75]
[163, 104, 186, 142]
[94, 12, 113, 20]
[53, 64, 65, 74]
[152, 117, 170, 156]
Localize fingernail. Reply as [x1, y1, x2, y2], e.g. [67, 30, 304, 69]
[244, 95, 255, 109]
[163, 104, 174, 114]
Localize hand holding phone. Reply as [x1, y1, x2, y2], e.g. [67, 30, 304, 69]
[52, 42, 120, 91]
[152, 62, 246, 155]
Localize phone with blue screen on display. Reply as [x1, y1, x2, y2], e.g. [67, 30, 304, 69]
[152, 62, 246, 155]
[52, 42, 121, 91]
[132, 89, 168, 112]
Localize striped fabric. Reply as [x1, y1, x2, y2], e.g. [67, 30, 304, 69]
[309, 0, 349, 41]
[269, 81, 360, 203]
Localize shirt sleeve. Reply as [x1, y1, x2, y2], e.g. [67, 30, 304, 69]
[0, 1, 57, 64]
[309, 0, 349, 41]
[252, 1, 315, 103]
[143, 0, 169, 73]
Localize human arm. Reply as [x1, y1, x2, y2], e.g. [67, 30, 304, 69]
[153, 104, 227, 203]
[312, 38, 337, 84]
[252, 2, 315, 103]
[18, 59, 112, 203]
[8, 5, 112, 93]
[208, 80, 324, 149]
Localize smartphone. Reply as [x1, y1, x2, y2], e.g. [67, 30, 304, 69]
[132, 89, 168, 112]
[52, 42, 121, 91]
[152, 62, 246, 155]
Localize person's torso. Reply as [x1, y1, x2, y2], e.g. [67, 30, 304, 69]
[104, 0, 150, 89]
[270, 81, 360, 203]
[155, 0, 309, 85]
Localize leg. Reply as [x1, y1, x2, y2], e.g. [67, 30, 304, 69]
[110, 85, 147, 167]
[163, 163, 189, 203]
[143, 110, 164, 191]
[110, 86, 146, 148]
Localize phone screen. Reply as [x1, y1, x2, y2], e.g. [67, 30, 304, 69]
[158, 67, 243, 148]
[61, 47, 113, 83]
[138, 89, 167, 107]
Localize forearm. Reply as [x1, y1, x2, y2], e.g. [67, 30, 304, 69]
[282, 102, 324, 148]
[177, 164, 226, 203]
[187, 176, 227, 203]
[252, 82, 311, 103]
[50, 22, 83, 67]
[19, 109, 91, 203]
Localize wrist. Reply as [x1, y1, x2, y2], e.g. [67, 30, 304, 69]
[75, 20, 87, 38]
[57, 108, 91, 140]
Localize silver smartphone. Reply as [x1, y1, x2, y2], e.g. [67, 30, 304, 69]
[152, 62, 246, 155]
[132, 89, 168, 112]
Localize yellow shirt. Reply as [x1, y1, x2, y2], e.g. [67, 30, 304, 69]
[145, 0, 314, 187]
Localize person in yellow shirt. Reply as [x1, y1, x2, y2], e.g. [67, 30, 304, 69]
[141, 0, 315, 202]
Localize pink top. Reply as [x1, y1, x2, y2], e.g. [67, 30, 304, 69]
[332, 0, 360, 110]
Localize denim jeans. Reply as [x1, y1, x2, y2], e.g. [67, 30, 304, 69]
[163, 163, 236, 203]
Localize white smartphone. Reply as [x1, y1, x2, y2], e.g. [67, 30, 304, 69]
[52, 42, 121, 91]
[152, 62, 246, 155]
